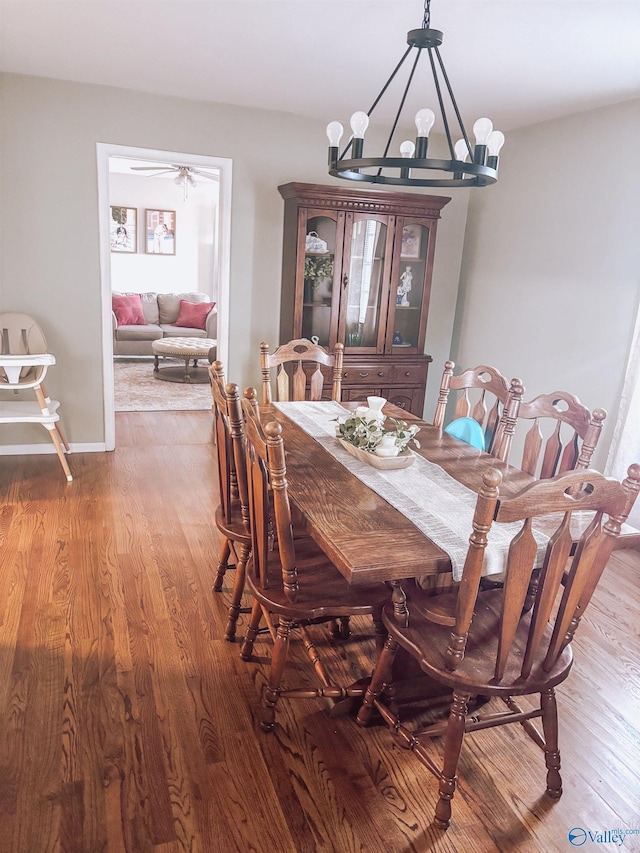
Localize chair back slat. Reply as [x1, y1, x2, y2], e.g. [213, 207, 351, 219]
[557, 434, 580, 475]
[446, 464, 640, 683]
[513, 391, 605, 480]
[276, 365, 289, 402]
[454, 390, 472, 421]
[292, 360, 307, 400]
[471, 392, 487, 430]
[539, 421, 562, 479]
[495, 520, 538, 681]
[521, 513, 573, 678]
[521, 420, 543, 475]
[309, 365, 324, 401]
[261, 339, 343, 404]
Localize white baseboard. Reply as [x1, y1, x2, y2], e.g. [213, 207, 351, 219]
[0, 442, 107, 455]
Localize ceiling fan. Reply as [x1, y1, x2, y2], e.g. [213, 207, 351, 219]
[130, 164, 219, 198]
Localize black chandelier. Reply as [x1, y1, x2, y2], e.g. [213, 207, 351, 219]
[326, 0, 504, 188]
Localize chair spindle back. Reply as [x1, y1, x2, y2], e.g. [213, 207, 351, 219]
[260, 339, 343, 404]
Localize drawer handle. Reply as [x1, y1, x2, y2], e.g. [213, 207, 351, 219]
[359, 371, 369, 378]
[398, 402, 406, 408]
[405, 371, 411, 377]
[378, 371, 384, 377]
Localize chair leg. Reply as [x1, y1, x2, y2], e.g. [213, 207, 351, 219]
[44, 424, 73, 482]
[356, 633, 398, 726]
[541, 687, 563, 799]
[213, 538, 233, 592]
[240, 599, 263, 661]
[372, 604, 387, 654]
[54, 421, 71, 452]
[224, 544, 249, 641]
[434, 690, 470, 829]
[261, 617, 293, 732]
[329, 616, 351, 640]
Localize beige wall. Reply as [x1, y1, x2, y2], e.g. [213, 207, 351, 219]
[0, 73, 466, 448]
[453, 99, 640, 470]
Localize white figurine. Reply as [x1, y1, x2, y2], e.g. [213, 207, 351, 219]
[397, 266, 413, 306]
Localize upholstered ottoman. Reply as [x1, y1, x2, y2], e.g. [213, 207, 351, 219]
[152, 337, 217, 383]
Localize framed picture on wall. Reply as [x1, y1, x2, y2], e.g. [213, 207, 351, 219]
[110, 206, 137, 253]
[400, 223, 422, 259]
[145, 209, 176, 255]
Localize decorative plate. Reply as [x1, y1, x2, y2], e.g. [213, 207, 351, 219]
[337, 438, 415, 470]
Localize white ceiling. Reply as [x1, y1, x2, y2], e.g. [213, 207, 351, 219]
[1, 0, 639, 133]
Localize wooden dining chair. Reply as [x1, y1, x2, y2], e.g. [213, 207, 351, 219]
[432, 360, 523, 460]
[237, 387, 389, 732]
[356, 462, 640, 830]
[260, 338, 344, 404]
[503, 389, 607, 479]
[209, 361, 252, 641]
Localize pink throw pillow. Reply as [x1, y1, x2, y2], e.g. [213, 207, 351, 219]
[174, 300, 216, 331]
[112, 294, 146, 326]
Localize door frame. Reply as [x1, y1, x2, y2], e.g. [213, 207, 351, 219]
[96, 142, 232, 450]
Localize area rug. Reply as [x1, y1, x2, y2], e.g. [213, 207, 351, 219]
[114, 359, 212, 412]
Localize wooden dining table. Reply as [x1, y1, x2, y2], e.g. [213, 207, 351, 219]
[262, 400, 536, 587]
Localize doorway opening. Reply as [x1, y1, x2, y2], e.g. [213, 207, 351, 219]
[97, 144, 232, 450]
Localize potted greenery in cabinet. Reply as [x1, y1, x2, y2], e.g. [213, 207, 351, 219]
[304, 256, 333, 303]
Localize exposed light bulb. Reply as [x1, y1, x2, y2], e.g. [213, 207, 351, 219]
[414, 108, 435, 137]
[454, 139, 469, 161]
[350, 111, 369, 139]
[473, 117, 493, 145]
[487, 130, 505, 156]
[326, 121, 344, 147]
[400, 140, 415, 158]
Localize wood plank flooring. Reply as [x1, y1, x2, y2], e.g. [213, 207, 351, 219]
[0, 410, 639, 852]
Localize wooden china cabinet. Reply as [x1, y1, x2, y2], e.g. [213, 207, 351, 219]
[278, 183, 450, 415]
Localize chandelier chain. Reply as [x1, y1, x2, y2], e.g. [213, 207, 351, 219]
[422, 0, 431, 29]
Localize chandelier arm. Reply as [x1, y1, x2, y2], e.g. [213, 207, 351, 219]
[434, 47, 473, 157]
[426, 48, 455, 159]
[380, 48, 422, 161]
[338, 44, 413, 161]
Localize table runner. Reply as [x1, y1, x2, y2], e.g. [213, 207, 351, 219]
[275, 401, 548, 581]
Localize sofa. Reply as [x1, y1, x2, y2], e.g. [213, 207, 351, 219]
[112, 291, 217, 356]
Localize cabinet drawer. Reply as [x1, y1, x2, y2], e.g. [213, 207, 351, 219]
[392, 362, 429, 385]
[342, 388, 383, 404]
[341, 363, 394, 385]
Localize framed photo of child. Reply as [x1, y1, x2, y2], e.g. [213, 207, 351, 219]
[110, 206, 137, 253]
[145, 209, 176, 255]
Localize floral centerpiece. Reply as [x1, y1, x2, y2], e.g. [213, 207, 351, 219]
[334, 398, 420, 469]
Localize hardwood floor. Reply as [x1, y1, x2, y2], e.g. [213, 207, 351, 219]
[0, 410, 638, 852]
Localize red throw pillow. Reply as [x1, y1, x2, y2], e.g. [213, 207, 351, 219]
[174, 300, 216, 331]
[112, 294, 146, 326]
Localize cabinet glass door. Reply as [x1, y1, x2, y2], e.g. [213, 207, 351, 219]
[301, 214, 338, 347]
[389, 221, 430, 351]
[343, 217, 387, 349]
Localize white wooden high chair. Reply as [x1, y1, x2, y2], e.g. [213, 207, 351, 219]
[0, 312, 72, 481]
